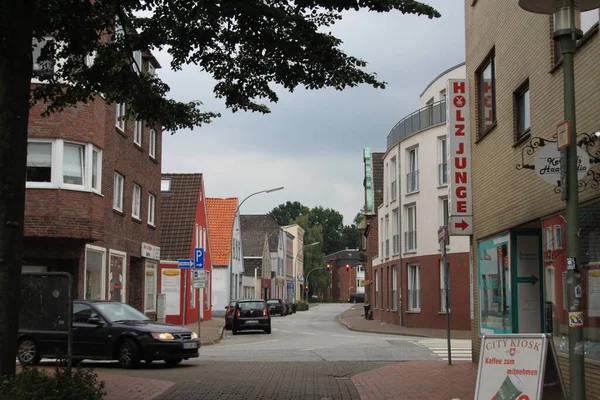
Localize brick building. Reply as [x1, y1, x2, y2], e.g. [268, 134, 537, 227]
[325, 249, 361, 302]
[465, 1, 600, 396]
[23, 48, 162, 317]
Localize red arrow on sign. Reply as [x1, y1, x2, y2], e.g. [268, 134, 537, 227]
[454, 220, 469, 231]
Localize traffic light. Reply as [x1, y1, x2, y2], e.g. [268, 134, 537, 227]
[326, 263, 331, 270]
[346, 264, 350, 271]
[305, 285, 309, 291]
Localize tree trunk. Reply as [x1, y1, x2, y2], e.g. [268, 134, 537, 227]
[0, 0, 34, 378]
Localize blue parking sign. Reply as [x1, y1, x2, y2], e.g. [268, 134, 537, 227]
[194, 248, 204, 269]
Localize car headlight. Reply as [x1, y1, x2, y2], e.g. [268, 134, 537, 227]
[191, 332, 198, 340]
[151, 332, 175, 340]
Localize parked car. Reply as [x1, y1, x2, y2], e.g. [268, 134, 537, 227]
[225, 299, 240, 330]
[266, 299, 286, 316]
[290, 302, 297, 313]
[232, 299, 271, 335]
[16, 300, 200, 369]
[349, 293, 365, 303]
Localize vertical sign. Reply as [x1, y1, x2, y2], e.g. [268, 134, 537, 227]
[447, 79, 473, 236]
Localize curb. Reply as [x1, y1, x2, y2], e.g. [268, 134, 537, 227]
[336, 314, 429, 338]
[200, 326, 225, 347]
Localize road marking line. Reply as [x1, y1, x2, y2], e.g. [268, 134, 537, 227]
[278, 329, 292, 333]
[298, 332, 317, 335]
[332, 335, 356, 338]
[299, 347, 323, 352]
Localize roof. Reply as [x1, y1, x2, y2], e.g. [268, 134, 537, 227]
[240, 215, 281, 257]
[206, 198, 238, 266]
[372, 152, 384, 210]
[160, 173, 203, 261]
[419, 62, 466, 98]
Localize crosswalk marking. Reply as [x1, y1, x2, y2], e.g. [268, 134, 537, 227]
[413, 338, 472, 361]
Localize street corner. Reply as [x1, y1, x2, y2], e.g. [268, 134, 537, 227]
[351, 361, 477, 400]
[98, 372, 175, 400]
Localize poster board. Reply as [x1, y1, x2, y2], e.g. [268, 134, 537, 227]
[475, 334, 566, 400]
[161, 268, 181, 315]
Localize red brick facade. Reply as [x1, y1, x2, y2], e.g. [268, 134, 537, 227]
[364, 215, 378, 305]
[371, 259, 401, 325]
[23, 78, 162, 316]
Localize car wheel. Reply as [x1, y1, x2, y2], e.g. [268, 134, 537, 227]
[264, 327, 272, 334]
[17, 337, 40, 366]
[165, 358, 182, 366]
[118, 338, 141, 369]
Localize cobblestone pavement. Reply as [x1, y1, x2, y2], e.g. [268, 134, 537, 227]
[185, 316, 225, 346]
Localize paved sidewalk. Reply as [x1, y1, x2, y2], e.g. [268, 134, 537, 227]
[185, 316, 225, 346]
[352, 361, 477, 400]
[338, 305, 472, 340]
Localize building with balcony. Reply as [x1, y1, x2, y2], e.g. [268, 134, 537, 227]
[465, 1, 600, 394]
[370, 62, 471, 330]
[23, 46, 162, 317]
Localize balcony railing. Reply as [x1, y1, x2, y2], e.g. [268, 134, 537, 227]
[387, 99, 447, 150]
[405, 230, 417, 251]
[406, 171, 419, 193]
[438, 163, 448, 186]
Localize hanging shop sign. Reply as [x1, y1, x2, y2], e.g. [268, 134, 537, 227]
[533, 145, 589, 185]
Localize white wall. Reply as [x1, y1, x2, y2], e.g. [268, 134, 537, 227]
[211, 267, 228, 317]
[419, 64, 466, 107]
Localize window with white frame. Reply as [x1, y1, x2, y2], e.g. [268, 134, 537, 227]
[545, 227, 553, 252]
[405, 204, 417, 252]
[390, 157, 398, 201]
[27, 140, 102, 193]
[113, 172, 124, 211]
[116, 103, 126, 131]
[440, 197, 449, 229]
[204, 271, 211, 310]
[553, 225, 563, 250]
[392, 266, 398, 311]
[132, 50, 142, 74]
[374, 270, 379, 308]
[85, 245, 106, 300]
[134, 120, 143, 146]
[380, 217, 384, 258]
[109, 250, 127, 302]
[145, 260, 157, 312]
[408, 264, 420, 311]
[407, 147, 419, 193]
[161, 178, 171, 192]
[439, 137, 448, 186]
[148, 193, 156, 225]
[132, 183, 141, 219]
[32, 37, 55, 78]
[392, 209, 400, 255]
[149, 129, 156, 159]
[385, 214, 390, 258]
[440, 260, 448, 311]
[190, 271, 196, 308]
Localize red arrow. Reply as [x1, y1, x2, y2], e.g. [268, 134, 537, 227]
[455, 220, 469, 231]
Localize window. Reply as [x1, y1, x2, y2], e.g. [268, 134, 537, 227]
[440, 260, 448, 312]
[32, 37, 55, 78]
[113, 173, 124, 211]
[545, 227, 553, 252]
[390, 157, 398, 201]
[73, 303, 97, 323]
[85, 245, 106, 300]
[408, 264, 420, 311]
[515, 82, 530, 138]
[63, 143, 85, 185]
[374, 270, 379, 308]
[148, 62, 156, 76]
[392, 267, 398, 311]
[438, 137, 448, 186]
[149, 129, 156, 159]
[204, 271, 211, 310]
[405, 204, 417, 252]
[26, 142, 52, 182]
[161, 178, 171, 192]
[145, 260, 157, 312]
[134, 120, 143, 146]
[477, 52, 496, 135]
[116, 103, 126, 131]
[132, 50, 142, 74]
[148, 193, 156, 225]
[380, 217, 384, 258]
[440, 88, 446, 101]
[109, 250, 127, 303]
[392, 209, 400, 255]
[385, 215, 390, 258]
[190, 271, 196, 308]
[406, 147, 419, 193]
[26, 140, 101, 192]
[440, 197, 449, 228]
[553, 225, 563, 250]
[132, 183, 141, 219]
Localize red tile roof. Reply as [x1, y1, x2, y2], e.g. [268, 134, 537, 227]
[206, 198, 238, 266]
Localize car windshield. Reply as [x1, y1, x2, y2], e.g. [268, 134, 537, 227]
[267, 300, 279, 304]
[239, 301, 264, 310]
[95, 302, 150, 322]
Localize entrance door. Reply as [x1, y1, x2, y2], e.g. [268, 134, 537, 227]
[514, 233, 543, 333]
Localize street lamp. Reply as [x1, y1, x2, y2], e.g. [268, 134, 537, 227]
[294, 241, 320, 301]
[517, 1, 600, 398]
[229, 186, 284, 302]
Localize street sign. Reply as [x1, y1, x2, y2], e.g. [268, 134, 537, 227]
[178, 259, 194, 269]
[556, 120, 570, 151]
[447, 79, 473, 236]
[438, 226, 446, 244]
[194, 248, 204, 269]
[193, 270, 206, 289]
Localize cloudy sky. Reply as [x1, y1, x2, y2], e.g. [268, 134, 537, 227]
[158, 1, 465, 225]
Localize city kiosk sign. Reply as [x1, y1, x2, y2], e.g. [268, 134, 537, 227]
[446, 79, 473, 236]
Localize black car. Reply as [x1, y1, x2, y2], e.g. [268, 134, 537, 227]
[225, 299, 239, 330]
[349, 293, 365, 303]
[16, 300, 200, 369]
[232, 299, 271, 334]
[266, 299, 286, 316]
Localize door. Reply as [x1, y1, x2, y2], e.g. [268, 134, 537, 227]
[72, 303, 108, 358]
[513, 233, 543, 333]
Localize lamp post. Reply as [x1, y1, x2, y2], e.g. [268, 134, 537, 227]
[518, 2, 600, 398]
[294, 241, 320, 301]
[229, 186, 284, 302]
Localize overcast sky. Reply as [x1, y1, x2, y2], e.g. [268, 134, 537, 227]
[158, 1, 465, 225]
